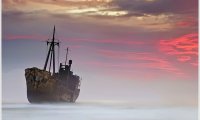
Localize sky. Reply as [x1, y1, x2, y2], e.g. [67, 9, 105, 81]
[2, 0, 198, 106]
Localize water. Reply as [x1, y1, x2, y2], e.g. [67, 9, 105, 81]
[2, 102, 197, 120]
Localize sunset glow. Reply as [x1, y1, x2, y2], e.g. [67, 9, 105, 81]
[2, 0, 198, 105]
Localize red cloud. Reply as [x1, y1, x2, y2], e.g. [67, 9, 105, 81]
[159, 33, 198, 65]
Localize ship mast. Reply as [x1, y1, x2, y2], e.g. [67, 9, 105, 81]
[43, 25, 59, 74]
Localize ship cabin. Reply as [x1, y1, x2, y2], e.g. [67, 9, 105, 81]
[59, 60, 80, 90]
[59, 60, 72, 76]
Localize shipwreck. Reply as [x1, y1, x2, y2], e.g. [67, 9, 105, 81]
[25, 26, 81, 103]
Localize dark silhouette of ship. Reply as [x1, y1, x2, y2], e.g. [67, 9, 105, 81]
[25, 26, 81, 103]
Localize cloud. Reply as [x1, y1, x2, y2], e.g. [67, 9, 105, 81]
[66, 38, 145, 46]
[2, 0, 197, 80]
[177, 56, 191, 62]
[97, 49, 184, 76]
[176, 21, 196, 28]
[3, 0, 198, 20]
[3, 0, 197, 32]
[110, 0, 198, 30]
[190, 61, 198, 67]
[112, 0, 198, 15]
[4, 34, 46, 41]
[4, 34, 145, 47]
[3, 0, 126, 17]
[159, 33, 198, 65]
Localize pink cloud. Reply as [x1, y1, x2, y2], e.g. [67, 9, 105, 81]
[97, 50, 184, 76]
[64, 38, 144, 46]
[5, 34, 46, 41]
[177, 56, 191, 62]
[190, 60, 198, 67]
[159, 33, 198, 65]
[68, 45, 84, 49]
[83, 60, 169, 80]
[5, 35, 145, 47]
[176, 21, 194, 27]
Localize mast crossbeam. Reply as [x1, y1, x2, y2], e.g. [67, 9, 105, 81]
[43, 25, 59, 74]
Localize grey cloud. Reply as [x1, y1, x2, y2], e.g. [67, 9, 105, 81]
[112, 0, 198, 16]
[2, 9, 60, 22]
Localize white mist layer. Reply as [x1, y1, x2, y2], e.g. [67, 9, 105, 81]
[3, 103, 198, 120]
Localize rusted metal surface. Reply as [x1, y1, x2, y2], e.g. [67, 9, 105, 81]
[25, 67, 80, 103]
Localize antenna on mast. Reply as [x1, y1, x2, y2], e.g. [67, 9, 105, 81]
[65, 47, 69, 66]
